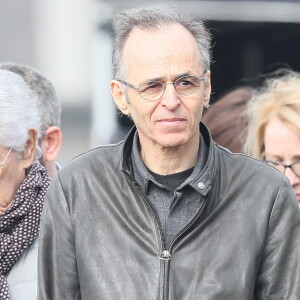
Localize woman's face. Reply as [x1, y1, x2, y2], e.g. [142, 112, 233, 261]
[0, 146, 26, 213]
[0, 129, 38, 213]
[264, 117, 300, 207]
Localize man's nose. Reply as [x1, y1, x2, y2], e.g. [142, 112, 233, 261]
[160, 83, 180, 110]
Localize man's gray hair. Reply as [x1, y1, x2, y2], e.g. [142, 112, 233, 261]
[0, 69, 41, 153]
[112, 6, 212, 80]
[0, 62, 61, 139]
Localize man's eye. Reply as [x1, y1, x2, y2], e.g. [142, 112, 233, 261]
[181, 80, 192, 86]
[148, 83, 161, 89]
[177, 77, 198, 87]
[140, 82, 163, 94]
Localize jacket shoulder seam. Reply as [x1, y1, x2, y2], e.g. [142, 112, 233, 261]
[66, 141, 124, 164]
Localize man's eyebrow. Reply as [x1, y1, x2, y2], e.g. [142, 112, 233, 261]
[144, 72, 195, 83]
[174, 72, 194, 80]
[143, 76, 164, 83]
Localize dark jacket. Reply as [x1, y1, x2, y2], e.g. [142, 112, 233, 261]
[38, 124, 300, 300]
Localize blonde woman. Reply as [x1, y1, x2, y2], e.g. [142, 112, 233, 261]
[245, 70, 300, 207]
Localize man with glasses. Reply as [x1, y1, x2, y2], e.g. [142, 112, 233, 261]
[38, 6, 300, 300]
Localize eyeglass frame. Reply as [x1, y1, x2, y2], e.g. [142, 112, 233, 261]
[0, 147, 13, 168]
[117, 72, 207, 101]
[263, 159, 300, 176]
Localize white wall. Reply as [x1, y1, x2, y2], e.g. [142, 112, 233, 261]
[32, 0, 94, 106]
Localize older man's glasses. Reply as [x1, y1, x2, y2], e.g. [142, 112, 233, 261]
[119, 74, 206, 101]
[0, 148, 13, 168]
[264, 160, 300, 176]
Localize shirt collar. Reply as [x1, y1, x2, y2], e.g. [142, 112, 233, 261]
[131, 132, 209, 194]
[131, 133, 158, 193]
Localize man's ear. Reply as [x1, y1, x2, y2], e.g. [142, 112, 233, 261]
[40, 126, 62, 163]
[110, 80, 130, 115]
[203, 70, 211, 107]
[20, 128, 38, 169]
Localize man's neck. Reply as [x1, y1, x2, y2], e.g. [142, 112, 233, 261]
[139, 134, 200, 176]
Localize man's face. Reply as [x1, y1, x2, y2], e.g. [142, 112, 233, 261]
[114, 24, 210, 150]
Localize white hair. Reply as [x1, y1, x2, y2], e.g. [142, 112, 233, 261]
[0, 62, 62, 139]
[0, 69, 41, 153]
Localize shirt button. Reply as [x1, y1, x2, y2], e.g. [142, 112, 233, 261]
[197, 182, 206, 190]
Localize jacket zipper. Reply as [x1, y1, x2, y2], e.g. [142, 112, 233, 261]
[134, 182, 170, 300]
[162, 198, 208, 300]
[124, 171, 166, 298]
[124, 171, 208, 300]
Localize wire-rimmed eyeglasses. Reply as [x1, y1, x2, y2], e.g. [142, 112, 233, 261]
[264, 160, 300, 176]
[118, 74, 206, 101]
[0, 148, 13, 168]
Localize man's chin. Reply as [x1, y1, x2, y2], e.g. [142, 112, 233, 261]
[156, 136, 189, 149]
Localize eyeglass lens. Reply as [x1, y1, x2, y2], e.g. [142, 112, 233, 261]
[139, 76, 202, 100]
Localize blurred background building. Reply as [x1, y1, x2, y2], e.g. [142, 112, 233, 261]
[1, 0, 300, 165]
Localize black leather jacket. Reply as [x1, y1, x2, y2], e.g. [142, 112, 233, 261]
[38, 124, 300, 300]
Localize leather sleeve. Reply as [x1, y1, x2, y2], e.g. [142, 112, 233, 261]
[37, 173, 81, 300]
[255, 176, 300, 299]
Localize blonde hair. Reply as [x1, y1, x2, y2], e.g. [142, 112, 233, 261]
[244, 70, 300, 159]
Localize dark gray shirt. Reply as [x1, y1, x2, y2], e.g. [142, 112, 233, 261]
[131, 132, 208, 248]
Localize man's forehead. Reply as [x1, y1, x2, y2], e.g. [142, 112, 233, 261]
[125, 23, 192, 45]
[123, 24, 202, 74]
